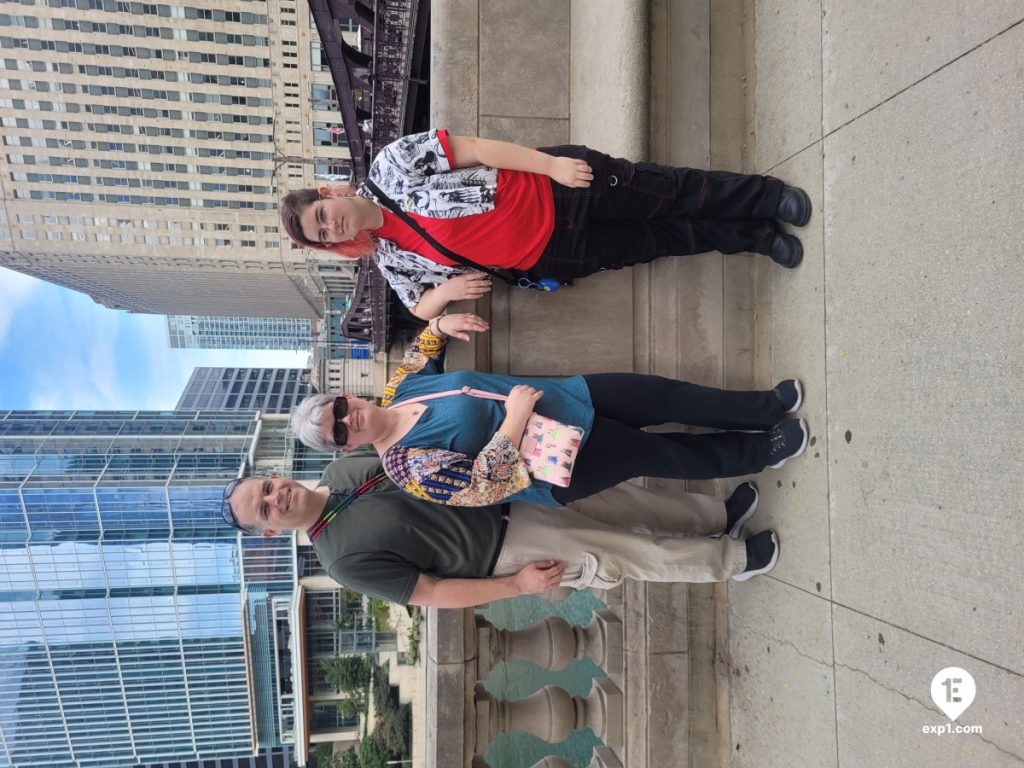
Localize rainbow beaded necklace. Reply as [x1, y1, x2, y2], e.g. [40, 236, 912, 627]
[308, 471, 388, 542]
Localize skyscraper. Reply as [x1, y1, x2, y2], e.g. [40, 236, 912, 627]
[167, 315, 314, 352]
[176, 367, 313, 413]
[0, 0, 360, 318]
[0, 409, 293, 767]
[0, 410, 366, 767]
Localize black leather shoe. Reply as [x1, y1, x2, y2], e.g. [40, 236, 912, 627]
[775, 185, 812, 227]
[770, 233, 803, 268]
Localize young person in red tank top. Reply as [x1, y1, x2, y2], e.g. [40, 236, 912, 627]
[280, 129, 812, 318]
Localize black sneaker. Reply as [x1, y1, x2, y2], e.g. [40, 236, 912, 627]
[767, 418, 808, 469]
[733, 530, 780, 581]
[773, 379, 803, 414]
[721, 481, 759, 539]
[769, 233, 803, 268]
[775, 185, 812, 227]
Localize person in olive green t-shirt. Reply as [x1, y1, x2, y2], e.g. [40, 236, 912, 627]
[222, 457, 780, 607]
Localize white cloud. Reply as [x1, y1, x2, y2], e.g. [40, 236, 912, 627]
[8, 287, 311, 411]
[0, 269, 42, 349]
[27, 292, 127, 410]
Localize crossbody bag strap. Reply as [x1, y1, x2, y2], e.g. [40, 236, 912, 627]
[363, 178, 516, 286]
[389, 386, 509, 409]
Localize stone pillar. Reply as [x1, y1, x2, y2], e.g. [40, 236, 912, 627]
[474, 677, 623, 755]
[476, 610, 622, 676]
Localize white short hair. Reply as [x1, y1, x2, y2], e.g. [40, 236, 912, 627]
[291, 394, 337, 453]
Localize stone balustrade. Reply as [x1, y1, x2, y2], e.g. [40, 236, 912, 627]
[426, 597, 624, 768]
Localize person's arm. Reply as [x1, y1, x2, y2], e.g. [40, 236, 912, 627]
[411, 274, 492, 319]
[385, 440, 533, 507]
[381, 313, 489, 405]
[447, 135, 594, 188]
[497, 384, 542, 448]
[408, 561, 567, 608]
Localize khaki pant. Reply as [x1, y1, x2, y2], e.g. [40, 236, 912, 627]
[493, 482, 747, 588]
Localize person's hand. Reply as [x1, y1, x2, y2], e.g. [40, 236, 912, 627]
[434, 313, 489, 342]
[441, 271, 492, 301]
[504, 384, 543, 419]
[512, 560, 566, 595]
[549, 156, 593, 188]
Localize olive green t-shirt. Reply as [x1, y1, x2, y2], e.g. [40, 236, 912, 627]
[311, 457, 507, 605]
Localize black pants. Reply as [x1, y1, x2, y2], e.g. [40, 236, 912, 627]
[529, 146, 784, 282]
[551, 373, 785, 505]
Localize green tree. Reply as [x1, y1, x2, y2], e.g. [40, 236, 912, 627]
[322, 654, 373, 695]
[338, 745, 360, 768]
[358, 735, 389, 768]
[374, 704, 411, 757]
[338, 697, 362, 718]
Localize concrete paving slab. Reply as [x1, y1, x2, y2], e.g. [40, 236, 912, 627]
[823, 20, 1024, 674]
[478, 116, 570, 147]
[832, 606, 1024, 767]
[759, 144, 831, 598]
[728, 576, 838, 768]
[570, 0, 649, 157]
[479, 0, 570, 119]
[644, 651, 690, 765]
[822, 1, 1024, 133]
[753, 0, 822, 171]
[431, 0, 480, 133]
[647, 255, 726, 381]
[506, 270, 635, 376]
[649, 0, 710, 167]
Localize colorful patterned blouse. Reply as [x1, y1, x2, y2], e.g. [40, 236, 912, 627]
[380, 327, 594, 507]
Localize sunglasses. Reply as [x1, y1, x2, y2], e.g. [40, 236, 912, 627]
[332, 396, 349, 446]
[221, 477, 245, 531]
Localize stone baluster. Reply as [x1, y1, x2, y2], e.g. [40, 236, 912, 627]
[476, 609, 622, 677]
[474, 677, 623, 755]
[537, 586, 577, 603]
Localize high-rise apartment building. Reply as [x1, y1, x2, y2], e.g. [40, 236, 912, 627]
[167, 315, 313, 352]
[0, 409, 369, 767]
[0, 0, 359, 319]
[176, 366, 312, 413]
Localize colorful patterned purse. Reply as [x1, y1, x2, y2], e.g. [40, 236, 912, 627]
[390, 386, 584, 487]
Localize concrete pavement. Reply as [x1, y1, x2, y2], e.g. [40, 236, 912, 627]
[728, 4, 1024, 767]
[429, 2, 1023, 766]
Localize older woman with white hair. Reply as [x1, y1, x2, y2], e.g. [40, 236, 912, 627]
[291, 313, 808, 507]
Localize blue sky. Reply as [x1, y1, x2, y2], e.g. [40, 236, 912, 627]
[0, 268, 309, 411]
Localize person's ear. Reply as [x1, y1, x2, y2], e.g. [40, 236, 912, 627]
[319, 186, 334, 198]
[262, 529, 281, 538]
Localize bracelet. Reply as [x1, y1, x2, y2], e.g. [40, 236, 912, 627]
[434, 316, 446, 336]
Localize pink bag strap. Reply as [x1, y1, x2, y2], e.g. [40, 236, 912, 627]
[389, 385, 508, 409]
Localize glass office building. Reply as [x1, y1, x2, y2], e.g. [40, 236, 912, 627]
[0, 410, 297, 768]
[176, 367, 313, 414]
[166, 316, 314, 353]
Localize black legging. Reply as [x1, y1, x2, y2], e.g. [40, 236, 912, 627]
[551, 373, 785, 504]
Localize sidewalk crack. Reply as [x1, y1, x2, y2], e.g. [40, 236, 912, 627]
[836, 663, 1024, 763]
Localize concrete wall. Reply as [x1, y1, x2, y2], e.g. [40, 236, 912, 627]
[432, 0, 650, 377]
